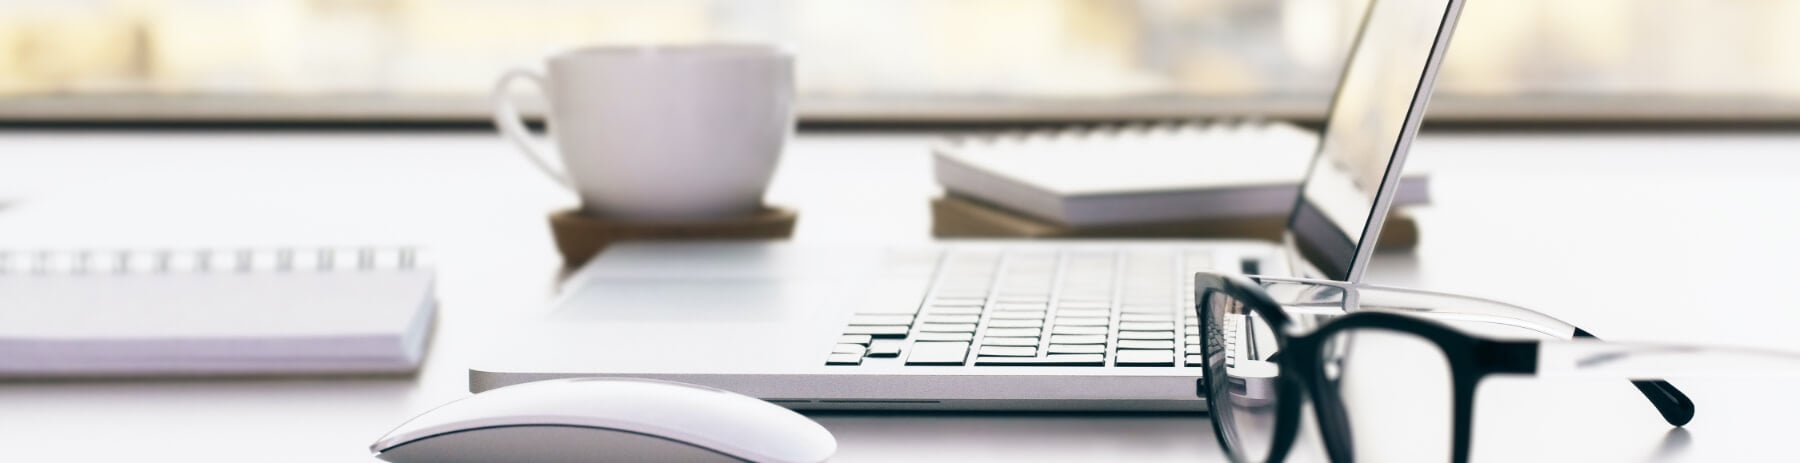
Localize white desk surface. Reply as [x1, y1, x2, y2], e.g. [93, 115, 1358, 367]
[2, 129, 1799, 462]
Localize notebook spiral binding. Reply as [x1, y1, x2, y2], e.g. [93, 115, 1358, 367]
[0, 247, 424, 275]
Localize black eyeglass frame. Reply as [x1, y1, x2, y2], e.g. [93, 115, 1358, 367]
[1195, 272, 1693, 463]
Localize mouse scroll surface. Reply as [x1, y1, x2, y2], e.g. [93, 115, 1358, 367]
[372, 378, 835, 463]
[375, 425, 745, 463]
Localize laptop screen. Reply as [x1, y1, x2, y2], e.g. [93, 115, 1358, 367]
[1287, 0, 1463, 281]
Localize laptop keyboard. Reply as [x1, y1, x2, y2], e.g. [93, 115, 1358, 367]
[827, 248, 1225, 367]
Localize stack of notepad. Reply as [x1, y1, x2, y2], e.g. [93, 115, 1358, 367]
[0, 247, 436, 377]
[931, 120, 1425, 247]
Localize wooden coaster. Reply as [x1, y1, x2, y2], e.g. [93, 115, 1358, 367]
[548, 206, 798, 268]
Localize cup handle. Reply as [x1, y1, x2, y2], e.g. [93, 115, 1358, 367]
[492, 68, 575, 190]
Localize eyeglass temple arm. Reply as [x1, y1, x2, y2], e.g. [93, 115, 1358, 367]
[1571, 329, 1695, 427]
[1475, 333, 1693, 426]
[1369, 304, 1695, 426]
[1322, 283, 1696, 427]
[1533, 338, 1800, 380]
[1255, 276, 1699, 426]
[1478, 336, 1800, 427]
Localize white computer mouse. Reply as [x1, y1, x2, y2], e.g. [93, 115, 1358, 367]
[371, 377, 836, 463]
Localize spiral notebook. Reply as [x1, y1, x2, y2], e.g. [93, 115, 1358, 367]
[0, 247, 436, 377]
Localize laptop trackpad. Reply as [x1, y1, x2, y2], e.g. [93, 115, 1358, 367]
[550, 280, 830, 323]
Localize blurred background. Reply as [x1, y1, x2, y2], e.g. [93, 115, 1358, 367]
[4, 0, 1797, 125]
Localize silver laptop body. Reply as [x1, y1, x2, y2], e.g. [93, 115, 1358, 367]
[472, 0, 1467, 412]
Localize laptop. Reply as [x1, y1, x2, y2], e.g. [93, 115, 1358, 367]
[472, 0, 1467, 412]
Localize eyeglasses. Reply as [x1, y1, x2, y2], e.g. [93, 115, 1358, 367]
[1196, 272, 1800, 463]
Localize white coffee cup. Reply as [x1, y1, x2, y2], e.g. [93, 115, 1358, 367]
[493, 45, 793, 220]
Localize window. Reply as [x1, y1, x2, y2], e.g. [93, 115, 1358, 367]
[3, 0, 1796, 124]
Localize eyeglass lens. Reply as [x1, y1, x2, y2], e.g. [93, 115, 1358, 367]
[1316, 327, 1455, 462]
[1203, 288, 1284, 462]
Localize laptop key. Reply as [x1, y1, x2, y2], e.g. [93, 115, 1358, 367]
[1116, 300, 1173, 311]
[843, 325, 910, 337]
[838, 334, 872, 345]
[1122, 313, 1175, 322]
[991, 311, 1046, 320]
[930, 297, 987, 307]
[917, 332, 974, 342]
[1049, 334, 1107, 344]
[925, 306, 984, 315]
[1051, 325, 1107, 335]
[1119, 330, 1175, 340]
[1115, 350, 1175, 366]
[982, 337, 1039, 347]
[906, 341, 971, 365]
[1185, 344, 1201, 355]
[1185, 354, 1206, 366]
[833, 344, 867, 355]
[988, 319, 1043, 328]
[974, 354, 1105, 366]
[920, 314, 979, 324]
[932, 289, 988, 298]
[1056, 309, 1110, 318]
[1120, 321, 1176, 331]
[1047, 344, 1106, 354]
[850, 314, 914, 326]
[1118, 340, 1177, 350]
[978, 346, 1037, 357]
[984, 328, 1041, 338]
[826, 353, 863, 365]
[1053, 316, 1109, 326]
[919, 323, 977, 333]
[867, 340, 903, 357]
